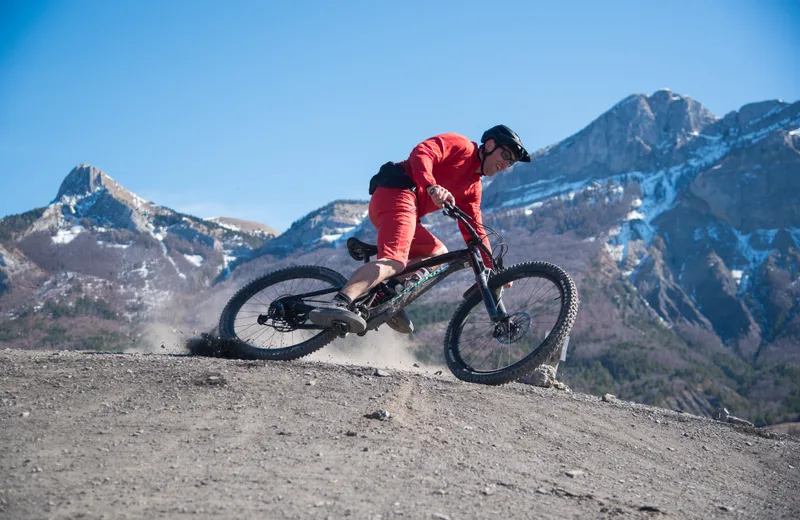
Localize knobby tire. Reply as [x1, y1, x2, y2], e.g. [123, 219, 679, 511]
[444, 261, 579, 385]
[218, 265, 346, 360]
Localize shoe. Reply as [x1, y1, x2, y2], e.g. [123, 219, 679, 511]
[386, 309, 414, 334]
[309, 302, 367, 334]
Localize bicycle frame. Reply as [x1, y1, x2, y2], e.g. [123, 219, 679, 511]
[373, 204, 505, 314]
[269, 204, 507, 333]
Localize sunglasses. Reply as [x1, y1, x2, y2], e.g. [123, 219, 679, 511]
[499, 146, 518, 164]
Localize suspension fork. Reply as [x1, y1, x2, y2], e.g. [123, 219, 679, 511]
[468, 248, 508, 322]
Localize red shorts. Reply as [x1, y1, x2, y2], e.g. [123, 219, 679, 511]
[369, 187, 444, 266]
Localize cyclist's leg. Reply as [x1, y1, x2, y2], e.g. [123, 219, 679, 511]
[404, 221, 447, 275]
[384, 221, 448, 334]
[340, 258, 404, 301]
[309, 189, 416, 332]
[339, 188, 416, 301]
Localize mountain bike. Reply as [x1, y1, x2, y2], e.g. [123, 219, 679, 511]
[218, 203, 578, 385]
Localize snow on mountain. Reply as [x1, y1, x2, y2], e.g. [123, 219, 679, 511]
[258, 200, 370, 257]
[206, 216, 280, 237]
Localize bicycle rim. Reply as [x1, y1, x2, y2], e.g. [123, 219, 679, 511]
[446, 262, 576, 383]
[219, 266, 344, 359]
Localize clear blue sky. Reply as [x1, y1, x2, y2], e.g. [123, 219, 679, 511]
[2, 0, 799, 231]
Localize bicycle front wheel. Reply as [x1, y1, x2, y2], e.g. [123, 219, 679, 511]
[218, 265, 346, 360]
[444, 262, 578, 385]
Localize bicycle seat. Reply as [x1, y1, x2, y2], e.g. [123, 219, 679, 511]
[346, 237, 379, 261]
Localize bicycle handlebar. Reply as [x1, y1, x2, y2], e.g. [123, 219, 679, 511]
[441, 202, 497, 267]
[442, 202, 465, 219]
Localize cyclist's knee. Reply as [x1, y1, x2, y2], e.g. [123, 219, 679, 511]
[433, 244, 448, 255]
[375, 258, 405, 277]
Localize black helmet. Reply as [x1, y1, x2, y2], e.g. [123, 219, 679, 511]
[481, 125, 530, 162]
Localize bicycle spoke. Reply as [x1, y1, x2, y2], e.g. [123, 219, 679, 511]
[462, 332, 500, 367]
[229, 274, 338, 351]
[454, 272, 563, 373]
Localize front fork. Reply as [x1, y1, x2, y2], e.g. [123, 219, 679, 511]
[469, 249, 508, 322]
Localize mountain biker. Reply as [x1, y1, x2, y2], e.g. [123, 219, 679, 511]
[309, 125, 530, 334]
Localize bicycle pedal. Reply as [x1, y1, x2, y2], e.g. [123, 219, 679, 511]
[332, 320, 350, 338]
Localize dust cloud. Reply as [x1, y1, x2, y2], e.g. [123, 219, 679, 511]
[137, 281, 447, 375]
[307, 327, 445, 373]
[127, 322, 186, 354]
[180, 324, 447, 375]
[125, 285, 236, 355]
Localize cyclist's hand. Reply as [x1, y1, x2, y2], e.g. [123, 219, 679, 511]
[503, 281, 513, 289]
[426, 185, 455, 208]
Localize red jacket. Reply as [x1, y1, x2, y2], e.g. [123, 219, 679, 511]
[399, 133, 493, 265]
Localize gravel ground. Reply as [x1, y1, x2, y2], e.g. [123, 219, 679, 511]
[1, 348, 798, 519]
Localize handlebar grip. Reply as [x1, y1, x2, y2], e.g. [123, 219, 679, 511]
[442, 202, 460, 219]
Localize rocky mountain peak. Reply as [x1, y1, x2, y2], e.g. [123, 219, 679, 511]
[647, 89, 717, 134]
[54, 164, 115, 201]
[481, 89, 721, 203]
[39, 164, 154, 232]
[605, 89, 717, 147]
[51, 164, 152, 216]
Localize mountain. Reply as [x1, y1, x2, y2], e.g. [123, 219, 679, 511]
[1, 90, 799, 427]
[0, 164, 278, 350]
[483, 89, 719, 201]
[472, 90, 800, 425]
[258, 199, 370, 257]
[206, 217, 280, 238]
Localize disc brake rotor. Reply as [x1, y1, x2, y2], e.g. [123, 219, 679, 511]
[493, 312, 531, 345]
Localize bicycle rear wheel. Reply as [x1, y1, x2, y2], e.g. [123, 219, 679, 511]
[218, 265, 346, 360]
[444, 262, 578, 385]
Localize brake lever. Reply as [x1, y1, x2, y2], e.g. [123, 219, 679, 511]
[442, 202, 461, 219]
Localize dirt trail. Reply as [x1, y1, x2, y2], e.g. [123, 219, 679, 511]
[1, 348, 798, 519]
